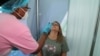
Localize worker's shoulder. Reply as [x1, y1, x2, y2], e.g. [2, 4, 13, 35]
[0, 13, 16, 19]
[0, 13, 12, 16]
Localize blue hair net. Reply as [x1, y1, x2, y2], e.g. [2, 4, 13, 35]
[1, 0, 29, 13]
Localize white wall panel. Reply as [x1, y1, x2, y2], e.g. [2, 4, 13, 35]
[93, 12, 100, 56]
[67, 0, 99, 56]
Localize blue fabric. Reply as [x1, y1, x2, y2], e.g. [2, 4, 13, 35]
[1, 0, 29, 13]
[8, 50, 30, 56]
[42, 22, 52, 34]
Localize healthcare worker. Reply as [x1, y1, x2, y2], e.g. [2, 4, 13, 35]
[0, 0, 51, 56]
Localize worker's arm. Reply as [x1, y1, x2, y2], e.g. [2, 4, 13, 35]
[37, 50, 43, 56]
[31, 33, 47, 54]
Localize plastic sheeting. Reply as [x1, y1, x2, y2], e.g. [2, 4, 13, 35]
[66, 0, 99, 56]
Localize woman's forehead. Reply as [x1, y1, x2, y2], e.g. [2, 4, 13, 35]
[52, 22, 59, 24]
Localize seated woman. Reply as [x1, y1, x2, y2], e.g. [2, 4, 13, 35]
[37, 21, 69, 56]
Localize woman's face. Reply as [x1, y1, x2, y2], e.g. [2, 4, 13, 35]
[51, 22, 60, 32]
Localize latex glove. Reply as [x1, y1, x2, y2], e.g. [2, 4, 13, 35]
[42, 22, 52, 34]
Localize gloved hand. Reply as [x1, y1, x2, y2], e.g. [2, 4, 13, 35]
[42, 22, 52, 34]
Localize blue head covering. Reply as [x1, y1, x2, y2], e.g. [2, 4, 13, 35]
[0, 0, 29, 13]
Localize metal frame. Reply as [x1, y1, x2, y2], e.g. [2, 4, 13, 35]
[36, 0, 40, 40]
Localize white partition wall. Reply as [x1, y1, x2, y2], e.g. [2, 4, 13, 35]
[27, 0, 38, 40]
[93, 7, 100, 56]
[93, 20, 100, 56]
[66, 0, 99, 56]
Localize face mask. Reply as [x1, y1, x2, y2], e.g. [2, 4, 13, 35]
[22, 11, 28, 19]
[19, 12, 28, 26]
[14, 7, 29, 19]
